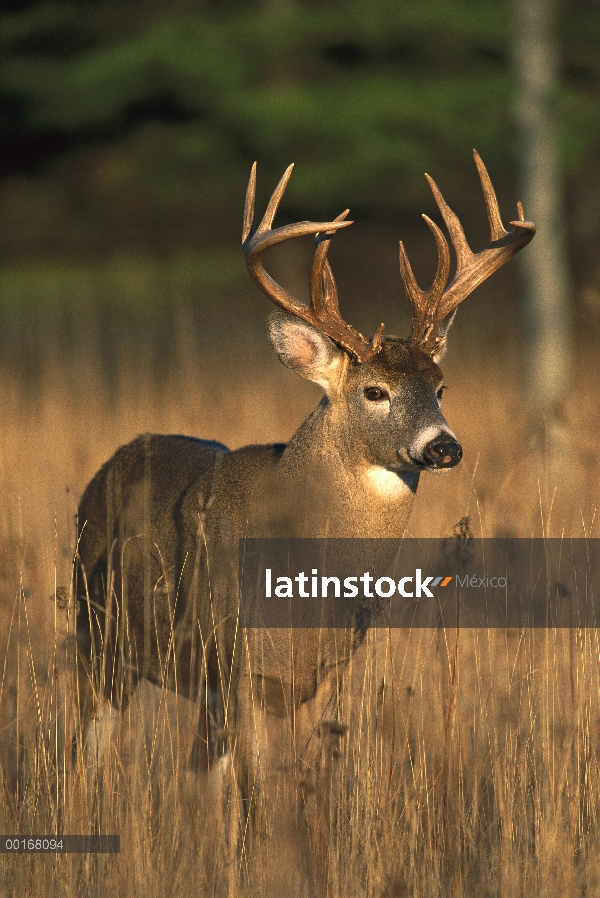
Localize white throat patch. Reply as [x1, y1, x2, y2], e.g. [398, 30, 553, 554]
[366, 466, 408, 497]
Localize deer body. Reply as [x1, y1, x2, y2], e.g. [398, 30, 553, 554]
[76, 338, 443, 705]
[75, 153, 534, 891]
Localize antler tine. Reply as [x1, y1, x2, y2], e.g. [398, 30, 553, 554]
[259, 163, 295, 234]
[473, 149, 509, 242]
[242, 161, 258, 244]
[405, 152, 536, 353]
[243, 163, 384, 363]
[308, 213, 384, 360]
[425, 173, 473, 272]
[310, 211, 349, 319]
[399, 214, 451, 345]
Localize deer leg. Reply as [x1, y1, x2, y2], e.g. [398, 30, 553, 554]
[74, 544, 139, 771]
[74, 632, 139, 770]
[225, 673, 315, 893]
[294, 667, 349, 896]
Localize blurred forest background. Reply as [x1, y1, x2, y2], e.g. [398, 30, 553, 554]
[1, 0, 599, 378]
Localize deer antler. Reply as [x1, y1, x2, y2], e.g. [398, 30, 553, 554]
[400, 150, 536, 356]
[243, 163, 384, 363]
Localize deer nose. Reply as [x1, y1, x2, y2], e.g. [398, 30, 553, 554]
[422, 435, 462, 468]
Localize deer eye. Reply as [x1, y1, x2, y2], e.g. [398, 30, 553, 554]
[437, 385, 446, 401]
[364, 387, 389, 402]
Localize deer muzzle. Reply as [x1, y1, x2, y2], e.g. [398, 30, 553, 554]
[422, 435, 462, 468]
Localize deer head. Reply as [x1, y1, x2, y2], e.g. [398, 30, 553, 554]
[242, 153, 535, 475]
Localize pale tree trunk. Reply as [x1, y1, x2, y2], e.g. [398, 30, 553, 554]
[513, 0, 572, 466]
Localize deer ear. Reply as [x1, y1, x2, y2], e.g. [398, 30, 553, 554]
[267, 311, 344, 387]
[429, 310, 457, 361]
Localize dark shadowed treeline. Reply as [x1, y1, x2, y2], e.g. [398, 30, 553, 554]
[1, 1, 598, 266]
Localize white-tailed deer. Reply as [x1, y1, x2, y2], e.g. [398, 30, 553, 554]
[75, 150, 534, 889]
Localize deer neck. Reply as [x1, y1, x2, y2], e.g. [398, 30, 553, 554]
[279, 398, 419, 538]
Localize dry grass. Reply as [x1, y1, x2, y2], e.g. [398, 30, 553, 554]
[0, 318, 599, 896]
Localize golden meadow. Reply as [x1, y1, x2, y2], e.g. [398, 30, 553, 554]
[0, 258, 598, 896]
